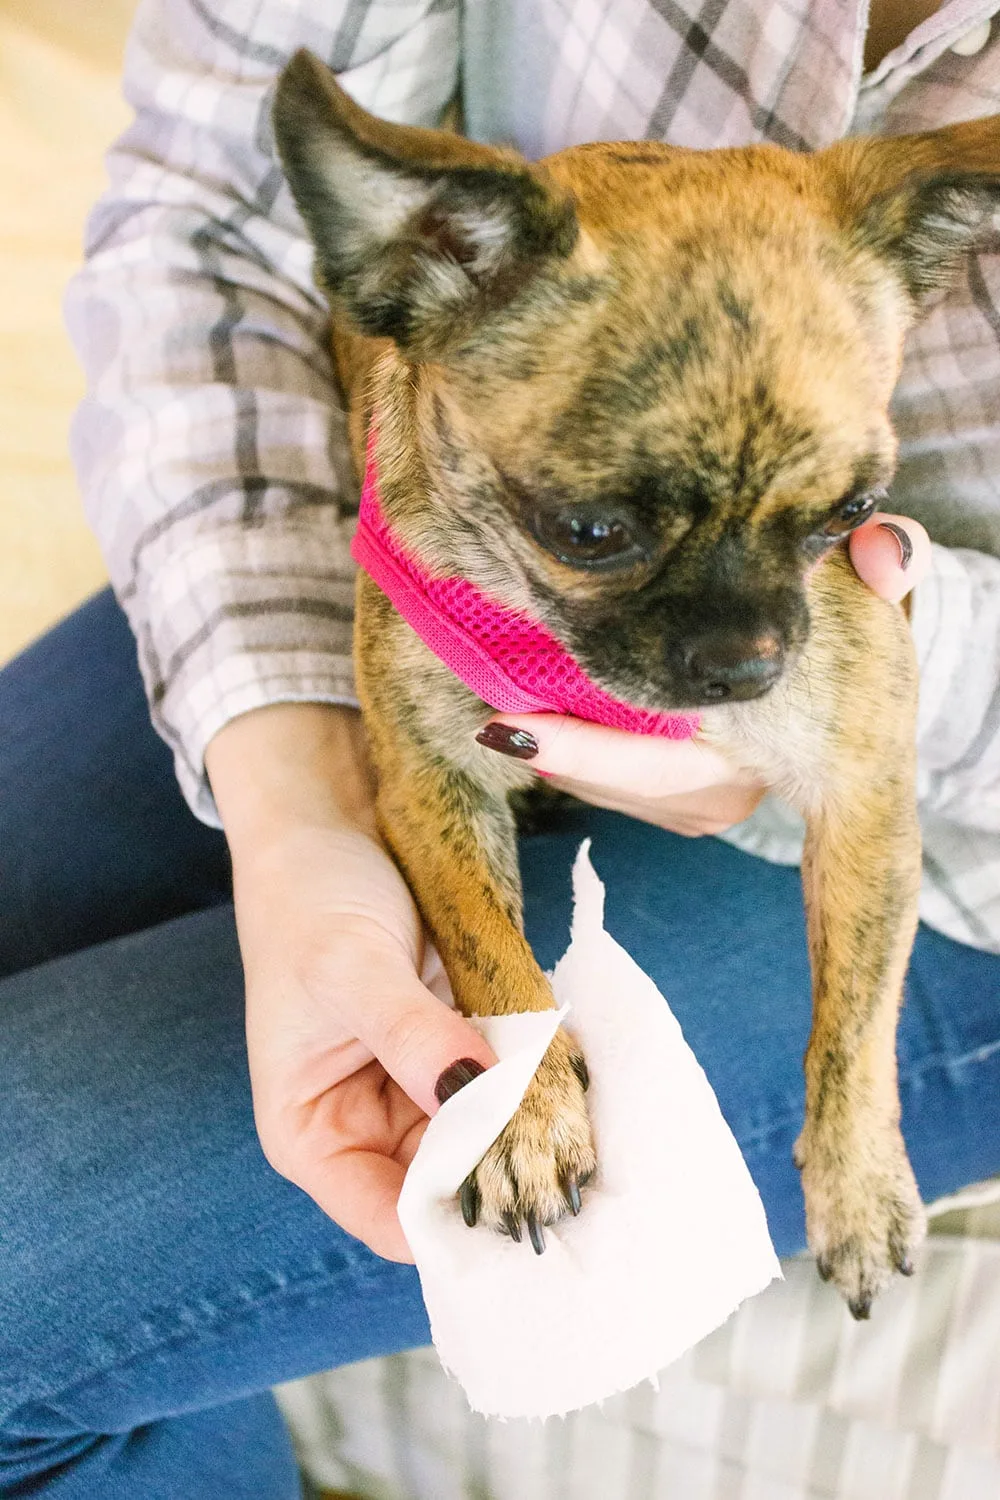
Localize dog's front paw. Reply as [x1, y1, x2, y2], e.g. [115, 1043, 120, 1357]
[459, 1025, 596, 1253]
[795, 1124, 927, 1319]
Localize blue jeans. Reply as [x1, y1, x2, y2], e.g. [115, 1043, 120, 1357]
[1, 590, 998, 1499]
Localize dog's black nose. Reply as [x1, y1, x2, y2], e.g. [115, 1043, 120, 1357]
[677, 631, 784, 703]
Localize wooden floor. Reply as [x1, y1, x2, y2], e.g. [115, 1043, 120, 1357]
[0, 0, 135, 663]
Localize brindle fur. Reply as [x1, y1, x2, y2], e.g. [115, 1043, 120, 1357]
[274, 51, 1000, 1315]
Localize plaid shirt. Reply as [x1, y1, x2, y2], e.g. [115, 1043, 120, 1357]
[65, 0, 1000, 952]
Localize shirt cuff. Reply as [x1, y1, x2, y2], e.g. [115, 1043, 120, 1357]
[134, 516, 361, 825]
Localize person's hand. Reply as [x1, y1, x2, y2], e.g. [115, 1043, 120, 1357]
[206, 703, 495, 1262]
[475, 513, 931, 837]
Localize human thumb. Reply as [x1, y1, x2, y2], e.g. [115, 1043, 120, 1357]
[328, 932, 497, 1118]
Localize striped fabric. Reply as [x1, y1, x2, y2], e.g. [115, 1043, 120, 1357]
[276, 1186, 1000, 1500]
[65, 0, 1000, 951]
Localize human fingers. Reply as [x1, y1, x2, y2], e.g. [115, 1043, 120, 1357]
[538, 774, 765, 835]
[475, 714, 765, 833]
[248, 931, 492, 1259]
[312, 921, 496, 1119]
[476, 713, 748, 799]
[848, 514, 930, 602]
[282, 1064, 427, 1262]
[315, 1145, 416, 1261]
[235, 821, 497, 1121]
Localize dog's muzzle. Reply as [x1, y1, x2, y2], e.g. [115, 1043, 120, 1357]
[671, 629, 785, 702]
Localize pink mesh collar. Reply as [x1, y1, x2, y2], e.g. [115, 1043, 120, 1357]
[350, 444, 699, 740]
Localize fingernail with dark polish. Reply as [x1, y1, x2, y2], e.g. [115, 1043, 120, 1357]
[877, 521, 913, 571]
[434, 1057, 485, 1105]
[475, 723, 539, 759]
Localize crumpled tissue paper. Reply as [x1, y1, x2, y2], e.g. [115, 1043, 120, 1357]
[397, 840, 781, 1419]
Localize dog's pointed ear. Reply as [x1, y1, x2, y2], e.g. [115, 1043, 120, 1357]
[821, 117, 1000, 301]
[272, 49, 578, 353]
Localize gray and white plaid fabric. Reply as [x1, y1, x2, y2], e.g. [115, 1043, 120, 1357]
[276, 1221, 1000, 1497]
[65, 0, 1000, 952]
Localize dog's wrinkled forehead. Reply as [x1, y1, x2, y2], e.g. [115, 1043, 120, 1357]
[444, 150, 904, 515]
[273, 52, 999, 538]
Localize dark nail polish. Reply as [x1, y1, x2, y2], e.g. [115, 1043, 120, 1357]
[475, 723, 539, 759]
[434, 1057, 485, 1105]
[877, 521, 913, 570]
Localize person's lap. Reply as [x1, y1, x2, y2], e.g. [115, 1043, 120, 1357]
[1, 589, 998, 1498]
[0, 591, 232, 980]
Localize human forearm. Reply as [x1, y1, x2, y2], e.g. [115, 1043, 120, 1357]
[206, 702, 378, 846]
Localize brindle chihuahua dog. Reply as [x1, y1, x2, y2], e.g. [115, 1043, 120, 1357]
[274, 50, 1000, 1318]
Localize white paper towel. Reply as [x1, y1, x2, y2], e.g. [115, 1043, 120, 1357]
[397, 840, 781, 1419]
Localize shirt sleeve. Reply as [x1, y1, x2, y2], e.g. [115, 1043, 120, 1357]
[64, 0, 460, 823]
[910, 542, 1000, 832]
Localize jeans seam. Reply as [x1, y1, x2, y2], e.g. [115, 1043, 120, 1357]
[906, 1035, 1000, 1075]
[4, 1259, 406, 1431]
[738, 1033, 1000, 1151]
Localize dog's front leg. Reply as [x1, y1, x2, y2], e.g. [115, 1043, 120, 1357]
[797, 561, 926, 1316]
[356, 579, 595, 1249]
[713, 551, 927, 1315]
[795, 744, 925, 1317]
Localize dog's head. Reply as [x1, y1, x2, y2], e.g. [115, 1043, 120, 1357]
[274, 51, 1000, 709]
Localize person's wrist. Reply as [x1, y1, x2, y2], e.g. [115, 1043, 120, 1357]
[205, 701, 378, 852]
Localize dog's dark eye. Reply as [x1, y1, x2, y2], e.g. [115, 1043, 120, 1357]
[821, 487, 885, 537]
[534, 507, 640, 569]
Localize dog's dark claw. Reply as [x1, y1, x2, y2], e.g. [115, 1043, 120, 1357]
[898, 1255, 915, 1277]
[562, 1173, 582, 1216]
[570, 1054, 590, 1091]
[816, 1258, 833, 1283]
[502, 1211, 522, 1243]
[526, 1210, 546, 1255]
[849, 1293, 873, 1322]
[459, 1175, 480, 1228]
